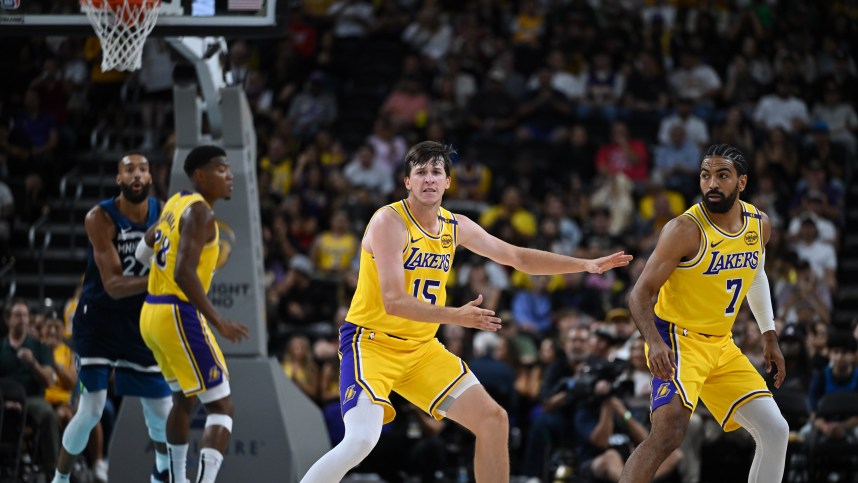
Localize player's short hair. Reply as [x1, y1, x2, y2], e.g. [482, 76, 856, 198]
[703, 144, 748, 176]
[184, 145, 227, 178]
[404, 141, 454, 177]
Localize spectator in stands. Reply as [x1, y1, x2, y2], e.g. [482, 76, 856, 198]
[620, 53, 668, 140]
[711, 107, 755, 161]
[380, 75, 431, 132]
[0, 299, 58, 474]
[790, 158, 844, 222]
[7, 89, 58, 221]
[787, 190, 838, 247]
[467, 68, 519, 145]
[286, 71, 338, 140]
[589, 176, 635, 238]
[449, 155, 491, 202]
[342, 143, 394, 199]
[281, 334, 320, 400]
[401, 5, 452, 64]
[777, 259, 832, 326]
[310, 209, 358, 277]
[468, 332, 517, 413]
[509, 0, 545, 75]
[595, 121, 649, 184]
[803, 120, 851, 184]
[790, 217, 837, 291]
[658, 97, 709, 149]
[811, 82, 858, 156]
[754, 127, 799, 184]
[479, 186, 537, 245]
[272, 254, 337, 330]
[578, 51, 624, 123]
[367, 116, 408, 177]
[752, 79, 810, 135]
[511, 275, 553, 338]
[652, 124, 702, 201]
[516, 67, 572, 144]
[40, 313, 75, 434]
[778, 324, 813, 394]
[805, 334, 858, 440]
[723, 54, 763, 115]
[669, 50, 722, 121]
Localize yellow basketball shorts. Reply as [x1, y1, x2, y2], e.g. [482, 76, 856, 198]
[648, 316, 771, 431]
[338, 322, 471, 424]
[140, 294, 229, 397]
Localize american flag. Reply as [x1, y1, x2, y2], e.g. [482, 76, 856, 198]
[228, 0, 263, 11]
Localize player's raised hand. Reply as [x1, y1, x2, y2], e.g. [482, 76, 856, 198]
[454, 294, 502, 331]
[215, 319, 250, 342]
[586, 251, 633, 274]
[646, 338, 676, 381]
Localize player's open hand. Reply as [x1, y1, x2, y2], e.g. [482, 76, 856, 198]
[587, 251, 633, 274]
[647, 339, 676, 381]
[762, 331, 786, 389]
[455, 294, 502, 332]
[216, 319, 250, 343]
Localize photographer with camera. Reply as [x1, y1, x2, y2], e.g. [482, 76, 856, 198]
[572, 364, 682, 483]
[521, 323, 592, 481]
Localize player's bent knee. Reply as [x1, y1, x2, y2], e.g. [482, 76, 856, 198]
[141, 396, 172, 442]
[475, 402, 508, 437]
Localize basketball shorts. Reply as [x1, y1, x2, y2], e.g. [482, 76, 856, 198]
[339, 322, 471, 424]
[73, 300, 159, 369]
[78, 363, 171, 398]
[648, 316, 771, 431]
[140, 295, 229, 397]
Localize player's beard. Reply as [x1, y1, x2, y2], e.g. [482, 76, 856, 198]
[120, 181, 152, 204]
[702, 186, 739, 214]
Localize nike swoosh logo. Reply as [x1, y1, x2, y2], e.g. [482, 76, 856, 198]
[710, 240, 723, 248]
[121, 226, 131, 234]
[411, 237, 423, 244]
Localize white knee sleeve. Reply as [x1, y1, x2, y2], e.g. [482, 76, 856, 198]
[141, 396, 172, 443]
[299, 394, 384, 483]
[734, 397, 789, 483]
[62, 390, 107, 455]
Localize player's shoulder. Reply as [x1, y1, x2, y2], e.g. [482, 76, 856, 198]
[658, 214, 703, 247]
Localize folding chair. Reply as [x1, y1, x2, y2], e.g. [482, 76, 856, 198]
[0, 379, 28, 482]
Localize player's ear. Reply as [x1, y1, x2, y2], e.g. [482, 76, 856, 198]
[739, 174, 748, 192]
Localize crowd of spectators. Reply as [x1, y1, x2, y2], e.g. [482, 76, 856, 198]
[1, 0, 857, 481]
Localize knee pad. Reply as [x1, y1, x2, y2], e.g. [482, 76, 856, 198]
[62, 390, 107, 455]
[141, 396, 173, 443]
[205, 414, 233, 433]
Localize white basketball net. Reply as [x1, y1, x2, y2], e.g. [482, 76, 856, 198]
[80, 0, 161, 72]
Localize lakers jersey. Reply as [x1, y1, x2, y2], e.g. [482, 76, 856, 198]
[655, 201, 764, 336]
[316, 232, 358, 271]
[148, 191, 220, 300]
[347, 200, 458, 341]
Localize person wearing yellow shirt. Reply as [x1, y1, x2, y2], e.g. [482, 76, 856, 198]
[479, 186, 537, 242]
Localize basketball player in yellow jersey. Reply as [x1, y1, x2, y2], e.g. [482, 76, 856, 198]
[620, 144, 788, 483]
[300, 141, 632, 483]
[137, 145, 249, 483]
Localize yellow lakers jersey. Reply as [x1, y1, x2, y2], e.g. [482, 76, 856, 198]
[316, 232, 358, 271]
[655, 201, 764, 336]
[147, 192, 220, 300]
[347, 200, 458, 341]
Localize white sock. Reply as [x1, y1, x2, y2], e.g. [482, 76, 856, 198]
[51, 472, 70, 483]
[300, 395, 384, 483]
[733, 396, 789, 483]
[168, 443, 189, 483]
[196, 448, 224, 483]
[156, 449, 169, 473]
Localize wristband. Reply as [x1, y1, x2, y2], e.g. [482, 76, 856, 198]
[624, 410, 632, 422]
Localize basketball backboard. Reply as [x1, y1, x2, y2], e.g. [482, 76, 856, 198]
[0, 0, 282, 37]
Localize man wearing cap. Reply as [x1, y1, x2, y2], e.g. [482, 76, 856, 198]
[787, 188, 837, 246]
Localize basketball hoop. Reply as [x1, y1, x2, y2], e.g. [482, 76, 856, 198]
[80, 0, 161, 72]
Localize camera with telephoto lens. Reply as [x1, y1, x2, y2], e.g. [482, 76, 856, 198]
[556, 359, 633, 406]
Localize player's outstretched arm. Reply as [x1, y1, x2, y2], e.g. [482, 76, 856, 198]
[175, 202, 249, 342]
[629, 216, 700, 381]
[454, 214, 632, 275]
[368, 209, 501, 331]
[85, 206, 149, 299]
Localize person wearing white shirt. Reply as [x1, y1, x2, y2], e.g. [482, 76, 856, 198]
[752, 80, 810, 134]
[657, 97, 709, 148]
[342, 144, 394, 197]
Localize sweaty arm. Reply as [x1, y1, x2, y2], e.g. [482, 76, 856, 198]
[86, 206, 148, 299]
[369, 209, 500, 331]
[629, 216, 701, 381]
[455, 214, 631, 275]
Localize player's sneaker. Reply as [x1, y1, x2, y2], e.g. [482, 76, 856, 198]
[151, 465, 170, 483]
[93, 459, 108, 483]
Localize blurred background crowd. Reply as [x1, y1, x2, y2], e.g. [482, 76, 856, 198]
[1, 0, 857, 482]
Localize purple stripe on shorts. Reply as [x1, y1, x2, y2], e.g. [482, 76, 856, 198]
[650, 316, 680, 414]
[176, 303, 224, 389]
[338, 322, 363, 417]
